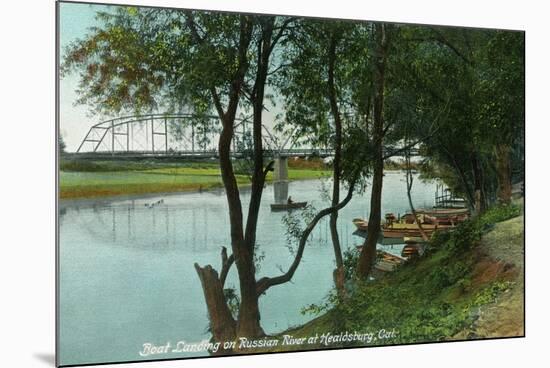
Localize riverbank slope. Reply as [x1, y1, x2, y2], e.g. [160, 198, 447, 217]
[256, 204, 523, 352]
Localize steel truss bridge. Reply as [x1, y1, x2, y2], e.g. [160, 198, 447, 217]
[72, 113, 418, 159]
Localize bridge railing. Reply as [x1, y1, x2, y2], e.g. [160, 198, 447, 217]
[75, 114, 420, 158]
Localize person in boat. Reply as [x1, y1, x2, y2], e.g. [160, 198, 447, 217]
[287, 196, 294, 204]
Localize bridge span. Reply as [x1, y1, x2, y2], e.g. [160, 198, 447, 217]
[72, 113, 419, 159]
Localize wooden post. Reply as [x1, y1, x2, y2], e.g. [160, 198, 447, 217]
[191, 121, 195, 153]
[164, 117, 168, 153]
[151, 117, 155, 153]
[111, 121, 115, 155]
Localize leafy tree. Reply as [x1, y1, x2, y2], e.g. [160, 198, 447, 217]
[356, 22, 391, 278]
[401, 27, 523, 210]
[58, 135, 66, 154]
[61, 4, 524, 342]
[476, 31, 524, 204]
[62, 6, 290, 344]
[276, 18, 368, 295]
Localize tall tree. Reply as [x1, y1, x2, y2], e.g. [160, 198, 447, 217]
[61, 7, 318, 346]
[356, 23, 390, 278]
[476, 31, 524, 204]
[276, 19, 365, 295]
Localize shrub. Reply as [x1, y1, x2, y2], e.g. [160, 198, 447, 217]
[469, 281, 514, 307]
[479, 204, 521, 227]
[445, 220, 483, 255]
[342, 247, 360, 282]
[429, 260, 471, 289]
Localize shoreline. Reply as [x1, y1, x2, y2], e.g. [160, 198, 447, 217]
[58, 177, 327, 208]
[257, 209, 524, 351]
[59, 168, 417, 203]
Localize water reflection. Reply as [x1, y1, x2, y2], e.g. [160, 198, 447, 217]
[58, 173, 436, 365]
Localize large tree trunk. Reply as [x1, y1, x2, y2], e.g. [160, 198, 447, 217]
[327, 32, 345, 297]
[234, 244, 264, 338]
[405, 154, 429, 241]
[495, 143, 512, 205]
[218, 117, 265, 339]
[194, 264, 236, 353]
[357, 157, 383, 277]
[200, 15, 264, 342]
[235, 19, 276, 339]
[356, 23, 388, 279]
[440, 147, 476, 210]
[471, 153, 487, 214]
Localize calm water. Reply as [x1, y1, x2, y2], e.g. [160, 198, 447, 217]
[58, 172, 437, 365]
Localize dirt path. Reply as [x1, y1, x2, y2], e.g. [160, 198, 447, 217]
[472, 214, 525, 337]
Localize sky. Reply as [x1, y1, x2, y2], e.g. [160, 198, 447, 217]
[59, 2, 110, 152]
[58, 2, 282, 152]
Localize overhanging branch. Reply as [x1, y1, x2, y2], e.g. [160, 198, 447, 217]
[219, 246, 235, 287]
[255, 179, 357, 296]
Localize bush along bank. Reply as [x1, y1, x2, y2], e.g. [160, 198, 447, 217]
[284, 204, 522, 349]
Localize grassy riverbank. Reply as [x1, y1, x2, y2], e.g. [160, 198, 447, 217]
[59, 158, 331, 199]
[261, 202, 523, 352]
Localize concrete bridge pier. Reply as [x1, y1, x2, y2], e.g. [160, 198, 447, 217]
[273, 156, 289, 204]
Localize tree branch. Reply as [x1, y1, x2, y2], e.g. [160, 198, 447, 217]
[429, 28, 474, 67]
[268, 17, 295, 55]
[382, 127, 439, 160]
[255, 179, 357, 296]
[184, 12, 226, 119]
[263, 160, 275, 179]
[219, 246, 235, 287]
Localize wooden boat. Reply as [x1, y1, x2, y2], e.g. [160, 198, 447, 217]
[401, 244, 422, 259]
[375, 251, 407, 272]
[352, 247, 407, 272]
[404, 236, 426, 244]
[402, 212, 467, 226]
[353, 231, 406, 246]
[417, 207, 469, 218]
[352, 218, 369, 231]
[353, 218, 452, 239]
[382, 228, 429, 239]
[270, 201, 307, 211]
[381, 222, 453, 239]
[433, 215, 468, 226]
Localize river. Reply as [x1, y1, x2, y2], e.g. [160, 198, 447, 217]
[58, 172, 437, 365]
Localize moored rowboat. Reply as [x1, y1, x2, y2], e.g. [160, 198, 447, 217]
[375, 251, 407, 272]
[382, 222, 453, 239]
[417, 207, 469, 218]
[352, 218, 369, 231]
[270, 201, 307, 211]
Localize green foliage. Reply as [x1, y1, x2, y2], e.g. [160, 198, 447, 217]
[429, 202, 518, 257]
[281, 204, 318, 256]
[469, 281, 514, 308]
[429, 259, 471, 289]
[342, 247, 360, 282]
[253, 242, 266, 273]
[479, 204, 521, 227]
[329, 275, 474, 344]
[476, 32, 524, 146]
[59, 136, 66, 153]
[59, 159, 218, 172]
[300, 203, 522, 344]
[445, 220, 483, 255]
[428, 229, 451, 251]
[232, 129, 255, 178]
[434, 204, 520, 256]
[61, 5, 524, 339]
[301, 295, 334, 317]
[223, 287, 240, 319]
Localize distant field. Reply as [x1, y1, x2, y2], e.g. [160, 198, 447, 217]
[59, 159, 330, 199]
